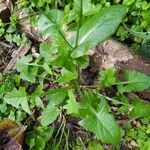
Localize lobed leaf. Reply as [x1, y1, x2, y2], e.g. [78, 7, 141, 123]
[79, 98, 121, 145]
[118, 70, 150, 93]
[65, 90, 121, 144]
[64, 90, 80, 115]
[99, 68, 116, 87]
[130, 99, 150, 119]
[4, 87, 31, 114]
[16, 55, 38, 83]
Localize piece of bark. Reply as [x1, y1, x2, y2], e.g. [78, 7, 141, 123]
[81, 39, 150, 82]
[0, 0, 12, 23]
[81, 39, 150, 100]
[92, 39, 150, 74]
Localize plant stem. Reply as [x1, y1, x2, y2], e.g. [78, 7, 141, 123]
[55, 116, 66, 149]
[99, 93, 127, 105]
[76, 80, 82, 97]
[79, 137, 87, 150]
[80, 85, 97, 88]
[75, 0, 83, 48]
[55, 0, 58, 9]
[64, 131, 69, 150]
[58, 30, 75, 50]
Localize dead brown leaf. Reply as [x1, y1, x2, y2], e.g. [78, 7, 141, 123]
[4, 43, 31, 73]
[0, 119, 27, 150]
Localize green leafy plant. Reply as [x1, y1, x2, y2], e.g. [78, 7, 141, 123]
[124, 117, 150, 149]
[13, 3, 127, 146]
[1, 0, 150, 149]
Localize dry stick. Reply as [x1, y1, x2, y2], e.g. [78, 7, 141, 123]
[0, 41, 13, 48]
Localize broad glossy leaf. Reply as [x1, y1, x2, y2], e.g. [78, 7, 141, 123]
[75, 91, 120, 144]
[71, 5, 127, 58]
[79, 107, 120, 144]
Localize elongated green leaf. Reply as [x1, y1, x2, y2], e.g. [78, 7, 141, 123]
[38, 9, 63, 37]
[46, 89, 68, 106]
[68, 0, 100, 23]
[99, 68, 116, 87]
[118, 70, 150, 93]
[40, 43, 54, 63]
[43, 63, 52, 75]
[71, 5, 127, 58]
[34, 97, 44, 109]
[57, 68, 77, 84]
[88, 141, 104, 150]
[124, 23, 150, 40]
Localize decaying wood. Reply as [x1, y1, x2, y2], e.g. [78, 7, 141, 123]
[4, 43, 31, 73]
[89, 39, 150, 74]
[0, 0, 12, 23]
[81, 39, 150, 100]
